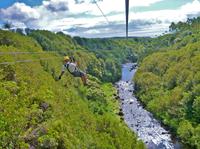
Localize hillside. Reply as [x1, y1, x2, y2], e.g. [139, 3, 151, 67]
[0, 30, 145, 148]
[1, 17, 200, 149]
[134, 17, 200, 148]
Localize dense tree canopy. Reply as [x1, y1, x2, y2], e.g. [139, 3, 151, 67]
[1, 16, 200, 149]
[135, 17, 200, 148]
[0, 30, 145, 148]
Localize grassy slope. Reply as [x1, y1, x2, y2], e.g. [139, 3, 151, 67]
[134, 19, 200, 148]
[0, 30, 145, 148]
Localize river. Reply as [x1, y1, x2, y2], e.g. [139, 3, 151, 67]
[116, 63, 182, 149]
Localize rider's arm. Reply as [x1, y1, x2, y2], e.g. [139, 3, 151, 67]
[58, 65, 65, 80]
[59, 71, 65, 80]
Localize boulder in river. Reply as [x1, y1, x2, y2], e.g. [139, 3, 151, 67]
[148, 140, 157, 149]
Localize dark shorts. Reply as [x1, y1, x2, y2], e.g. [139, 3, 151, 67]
[72, 70, 85, 77]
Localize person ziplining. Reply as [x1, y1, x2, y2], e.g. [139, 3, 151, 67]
[57, 0, 129, 86]
[58, 56, 87, 86]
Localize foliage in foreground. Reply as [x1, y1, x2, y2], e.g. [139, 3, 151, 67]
[0, 30, 145, 148]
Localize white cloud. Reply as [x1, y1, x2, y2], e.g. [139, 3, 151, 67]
[67, 0, 164, 15]
[0, 3, 40, 22]
[0, 0, 200, 37]
[119, 0, 200, 37]
[180, 0, 200, 16]
[43, 0, 69, 12]
[84, 29, 100, 34]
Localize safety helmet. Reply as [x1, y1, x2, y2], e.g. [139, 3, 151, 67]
[64, 56, 70, 61]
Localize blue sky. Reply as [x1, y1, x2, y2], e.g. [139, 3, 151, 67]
[0, 0, 42, 8]
[0, 0, 200, 37]
[131, 0, 193, 12]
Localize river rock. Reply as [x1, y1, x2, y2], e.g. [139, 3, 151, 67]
[148, 140, 157, 149]
[116, 63, 176, 149]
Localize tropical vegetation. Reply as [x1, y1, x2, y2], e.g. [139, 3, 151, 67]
[1, 16, 200, 149]
[134, 17, 200, 148]
[0, 30, 145, 148]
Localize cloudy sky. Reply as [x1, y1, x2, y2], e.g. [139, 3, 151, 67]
[0, 0, 200, 38]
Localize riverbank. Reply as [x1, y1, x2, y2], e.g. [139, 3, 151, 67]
[116, 63, 181, 149]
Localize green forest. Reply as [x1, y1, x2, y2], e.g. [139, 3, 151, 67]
[0, 16, 200, 149]
[134, 17, 200, 148]
[0, 29, 145, 148]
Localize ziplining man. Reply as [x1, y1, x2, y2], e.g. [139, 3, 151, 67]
[58, 56, 87, 86]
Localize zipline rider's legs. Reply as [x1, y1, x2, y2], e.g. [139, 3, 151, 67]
[81, 73, 87, 86]
[72, 69, 87, 86]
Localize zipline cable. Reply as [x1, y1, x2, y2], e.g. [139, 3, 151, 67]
[93, 0, 110, 24]
[0, 49, 81, 55]
[0, 57, 61, 65]
[0, 51, 59, 55]
[125, 0, 129, 38]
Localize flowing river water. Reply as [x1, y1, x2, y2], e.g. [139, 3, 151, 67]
[116, 63, 183, 149]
